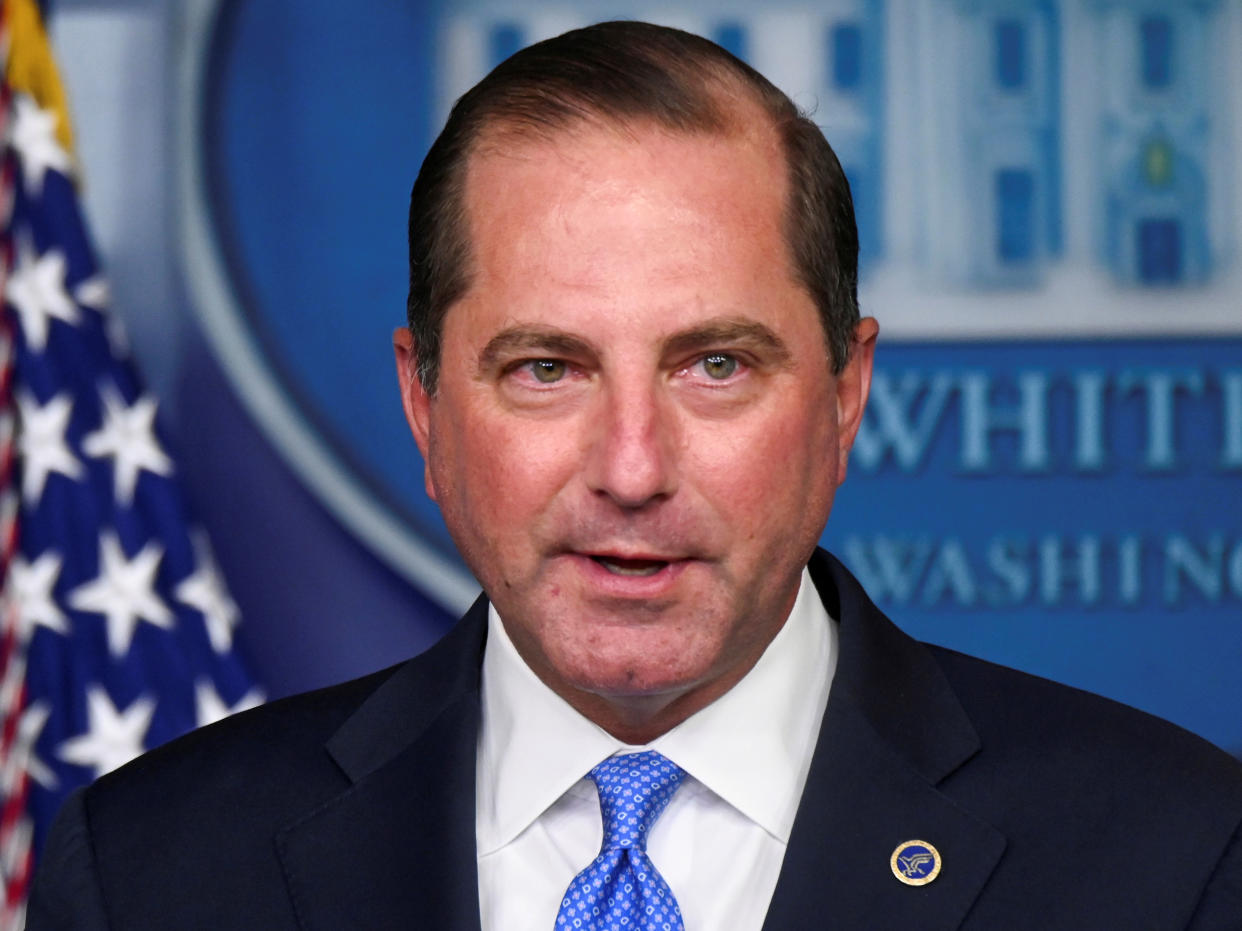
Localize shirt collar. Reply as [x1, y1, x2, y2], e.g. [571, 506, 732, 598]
[476, 604, 620, 855]
[476, 568, 836, 854]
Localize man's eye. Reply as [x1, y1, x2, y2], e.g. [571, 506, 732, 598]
[528, 359, 567, 383]
[701, 354, 738, 380]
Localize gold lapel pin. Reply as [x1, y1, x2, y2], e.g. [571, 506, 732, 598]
[891, 839, 941, 886]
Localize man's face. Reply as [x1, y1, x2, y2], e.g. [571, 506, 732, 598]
[396, 118, 876, 738]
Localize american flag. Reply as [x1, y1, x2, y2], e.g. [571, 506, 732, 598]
[0, 0, 263, 924]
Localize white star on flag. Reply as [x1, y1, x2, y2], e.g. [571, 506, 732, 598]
[175, 535, 240, 653]
[0, 701, 57, 792]
[7, 551, 68, 639]
[73, 276, 131, 355]
[73, 275, 110, 309]
[81, 388, 173, 504]
[67, 533, 174, 657]
[5, 240, 79, 352]
[16, 391, 84, 504]
[9, 94, 72, 196]
[57, 686, 154, 780]
[194, 680, 264, 729]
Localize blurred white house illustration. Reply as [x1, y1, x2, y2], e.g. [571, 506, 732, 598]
[433, 0, 1241, 338]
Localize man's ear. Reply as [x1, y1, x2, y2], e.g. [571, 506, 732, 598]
[835, 316, 879, 484]
[393, 327, 438, 502]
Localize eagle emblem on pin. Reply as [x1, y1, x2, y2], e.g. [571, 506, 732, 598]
[890, 840, 941, 886]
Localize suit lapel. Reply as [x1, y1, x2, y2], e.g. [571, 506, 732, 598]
[276, 600, 489, 931]
[763, 552, 1006, 929]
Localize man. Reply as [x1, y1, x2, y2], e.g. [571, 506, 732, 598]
[29, 21, 1242, 930]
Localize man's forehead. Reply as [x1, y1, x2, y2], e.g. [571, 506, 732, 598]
[466, 88, 782, 175]
[459, 119, 789, 242]
[440, 116, 828, 367]
[459, 123, 792, 281]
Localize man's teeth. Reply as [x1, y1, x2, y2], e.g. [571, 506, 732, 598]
[594, 557, 667, 576]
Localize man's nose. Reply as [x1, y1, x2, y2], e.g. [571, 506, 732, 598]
[584, 382, 679, 508]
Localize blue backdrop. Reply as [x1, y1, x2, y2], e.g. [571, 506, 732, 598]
[60, 0, 1241, 755]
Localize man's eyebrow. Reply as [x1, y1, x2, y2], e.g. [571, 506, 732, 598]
[662, 318, 794, 365]
[477, 327, 595, 370]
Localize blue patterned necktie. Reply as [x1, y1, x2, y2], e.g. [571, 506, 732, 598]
[555, 751, 687, 931]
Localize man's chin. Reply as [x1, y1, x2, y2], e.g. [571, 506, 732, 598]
[560, 653, 722, 711]
[576, 669, 702, 704]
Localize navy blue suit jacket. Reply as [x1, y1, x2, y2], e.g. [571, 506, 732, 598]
[28, 550, 1242, 928]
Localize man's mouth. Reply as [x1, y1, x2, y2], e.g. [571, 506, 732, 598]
[589, 555, 671, 577]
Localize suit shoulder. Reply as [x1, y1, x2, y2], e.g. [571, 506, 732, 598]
[33, 663, 418, 927]
[38, 607, 487, 927]
[85, 663, 402, 823]
[928, 642, 1242, 800]
[81, 605, 485, 831]
[913, 643, 1242, 926]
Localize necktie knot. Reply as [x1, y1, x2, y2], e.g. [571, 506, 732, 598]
[588, 750, 686, 852]
[556, 750, 687, 930]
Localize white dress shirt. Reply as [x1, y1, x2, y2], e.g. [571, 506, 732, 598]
[476, 569, 836, 930]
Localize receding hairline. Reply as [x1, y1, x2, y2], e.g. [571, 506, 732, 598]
[465, 67, 789, 164]
[455, 75, 798, 269]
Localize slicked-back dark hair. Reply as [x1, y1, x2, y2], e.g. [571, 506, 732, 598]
[406, 20, 859, 393]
